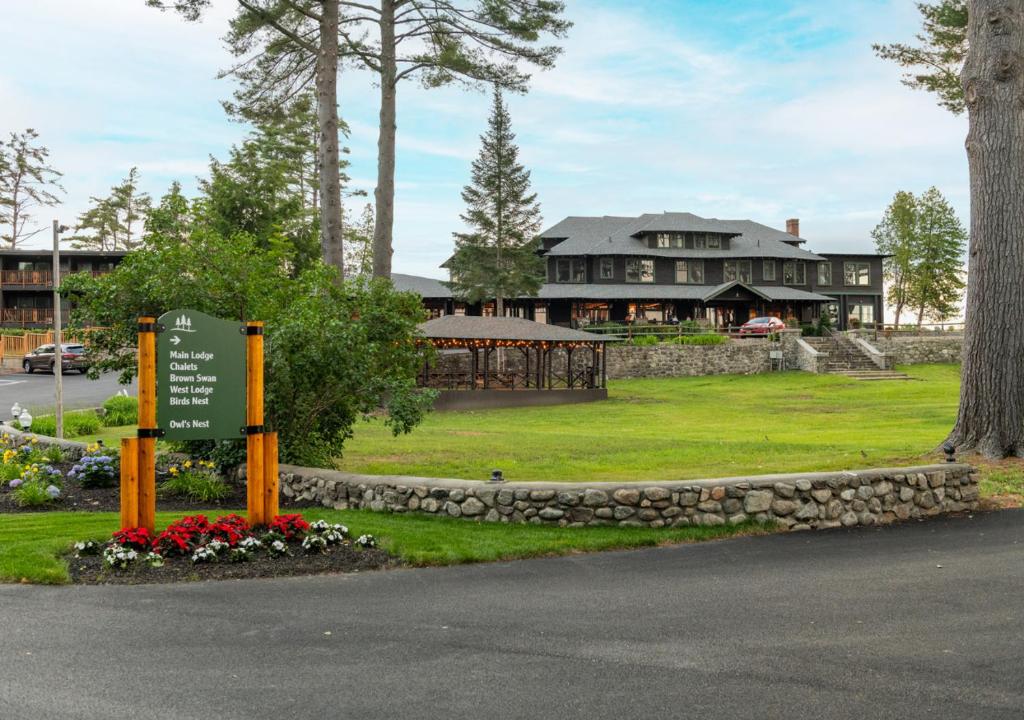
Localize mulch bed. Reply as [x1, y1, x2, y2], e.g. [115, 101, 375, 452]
[68, 544, 398, 585]
[0, 465, 315, 514]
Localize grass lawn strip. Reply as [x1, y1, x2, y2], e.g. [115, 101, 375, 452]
[337, 366, 962, 482]
[0, 509, 771, 585]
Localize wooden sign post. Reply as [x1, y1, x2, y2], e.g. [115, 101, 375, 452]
[120, 312, 279, 532]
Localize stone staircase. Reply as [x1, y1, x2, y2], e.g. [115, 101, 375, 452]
[803, 335, 911, 381]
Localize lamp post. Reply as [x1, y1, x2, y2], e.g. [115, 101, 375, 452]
[18, 409, 32, 432]
[52, 220, 69, 439]
[10, 402, 21, 423]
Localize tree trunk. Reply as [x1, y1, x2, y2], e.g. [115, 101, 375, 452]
[496, 295, 505, 317]
[916, 304, 926, 330]
[948, 0, 1024, 457]
[372, 0, 397, 280]
[317, 0, 344, 283]
[894, 301, 903, 328]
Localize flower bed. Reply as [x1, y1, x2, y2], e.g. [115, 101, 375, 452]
[67, 512, 394, 584]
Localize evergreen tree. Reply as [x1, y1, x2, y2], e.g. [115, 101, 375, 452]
[0, 129, 64, 247]
[873, 1, 968, 114]
[71, 168, 151, 251]
[447, 90, 543, 316]
[144, 182, 192, 243]
[872, 191, 919, 327]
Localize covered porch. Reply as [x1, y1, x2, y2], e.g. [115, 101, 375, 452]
[416, 316, 609, 410]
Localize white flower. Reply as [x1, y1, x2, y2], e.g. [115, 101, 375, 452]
[102, 544, 138, 569]
[239, 537, 262, 551]
[207, 539, 229, 555]
[309, 519, 329, 532]
[355, 534, 376, 548]
[191, 546, 217, 564]
[302, 534, 328, 553]
[144, 552, 164, 568]
[267, 539, 288, 557]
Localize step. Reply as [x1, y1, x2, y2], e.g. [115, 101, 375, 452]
[830, 370, 912, 381]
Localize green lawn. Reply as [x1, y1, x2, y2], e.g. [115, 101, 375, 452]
[338, 365, 961, 482]
[0, 509, 769, 584]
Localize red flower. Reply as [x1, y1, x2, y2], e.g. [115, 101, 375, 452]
[166, 514, 211, 538]
[207, 514, 251, 547]
[112, 527, 153, 552]
[268, 514, 309, 540]
[152, 529, 194, 556]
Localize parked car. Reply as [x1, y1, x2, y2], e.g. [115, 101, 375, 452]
[738, 317, 786, 337]
[22, 344, 89, 374]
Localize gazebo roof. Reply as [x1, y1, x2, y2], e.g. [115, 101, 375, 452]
[418, 316, 608, 344]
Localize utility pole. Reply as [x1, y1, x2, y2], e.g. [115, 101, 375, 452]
[52, 220, 65, 439]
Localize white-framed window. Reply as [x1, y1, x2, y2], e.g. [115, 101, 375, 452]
[783, 261, 806, 285]
[818, 262, 832, 286]
[763, 260, 776, 281]
[556, 258, 586, 283]
[599, 257, 614, 280]
[675, 259, 704, 284]
[844, 262, 871, 286]
[849, 302, 875, 327]
[626, 258, 655, 283]
[656, 233, 670, 248]
[724, 260, 752, 284]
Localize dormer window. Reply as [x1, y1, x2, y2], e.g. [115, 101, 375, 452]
[653, 232, 683, 248]
[707, 235, 721, 249]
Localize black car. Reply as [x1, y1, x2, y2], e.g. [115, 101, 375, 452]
[22, 344, 89, 374]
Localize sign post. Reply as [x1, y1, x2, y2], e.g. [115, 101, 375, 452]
[119, 311, 278, 532]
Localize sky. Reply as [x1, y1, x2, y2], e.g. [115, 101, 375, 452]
[0, 0, 968, 279]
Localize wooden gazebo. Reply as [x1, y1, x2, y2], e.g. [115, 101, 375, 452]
[417, 316, 609, 410]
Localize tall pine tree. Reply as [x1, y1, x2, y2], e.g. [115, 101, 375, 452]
[448, 90, 543, 316]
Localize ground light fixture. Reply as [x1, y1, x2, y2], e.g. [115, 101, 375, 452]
[489, 469, 505, 484]
[10, 402, 21, 420]
[943, 442, 956, 464]
[18, 409, 32, 431]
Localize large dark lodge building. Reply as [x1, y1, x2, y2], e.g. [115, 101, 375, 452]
[401, 212, 886, 331]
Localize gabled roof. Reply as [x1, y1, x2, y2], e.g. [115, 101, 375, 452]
[418, 315, 607, 343]
[540, 212, 825, 261]
[392, 273, 452, 299]
[700, 281, 773, 303]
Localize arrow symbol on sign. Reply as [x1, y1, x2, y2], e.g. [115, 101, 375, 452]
[170, 336, 181, 346]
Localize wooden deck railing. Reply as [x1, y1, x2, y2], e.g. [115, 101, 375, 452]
[0, 269, 112, 286]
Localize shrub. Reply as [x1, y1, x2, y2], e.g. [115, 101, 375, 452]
[42, 445, 65, 464]
[630, 335, 660, 346]
[158, 460, 230, 503]
[671, 334, 727, 346]
[101, 394, 138, 427]
[68, 450, 118, 488]
[19, 411, 101, 438]
[12, 480, 55, 507]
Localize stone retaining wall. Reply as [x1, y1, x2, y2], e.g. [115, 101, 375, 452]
[605, 340, 771, 379]
[865, 335, 963, 365]
[279, 463, 978, 531]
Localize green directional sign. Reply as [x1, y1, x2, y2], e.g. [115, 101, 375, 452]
[157, 309, 246, 441]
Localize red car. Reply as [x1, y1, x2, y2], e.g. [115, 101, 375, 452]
[738, 316, 785, 337]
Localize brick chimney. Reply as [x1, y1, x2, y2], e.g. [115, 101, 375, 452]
[786, 218, 800, 237]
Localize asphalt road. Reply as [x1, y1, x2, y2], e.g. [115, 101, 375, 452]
[1, 510, 1022, 719]
[0, 371, 134, 415]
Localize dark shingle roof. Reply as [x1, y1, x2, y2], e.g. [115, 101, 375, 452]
[392, 273, 452, 298]
[419, 315, 607, 343]
[540, 212, 825, 261]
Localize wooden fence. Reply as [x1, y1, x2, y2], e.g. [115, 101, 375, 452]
[1, 330, 88, 358]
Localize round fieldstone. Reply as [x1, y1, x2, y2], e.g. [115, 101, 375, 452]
[743, 490, 773, 513]
[612, 488, 641, 505]
[538, 507, 564, 520]
[530, 490, 555, 501]
[582, 489, 609, 507]
[643, 487, 671, 502]
[612, 506, 636, 520]
[461, 498, 486, 516]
